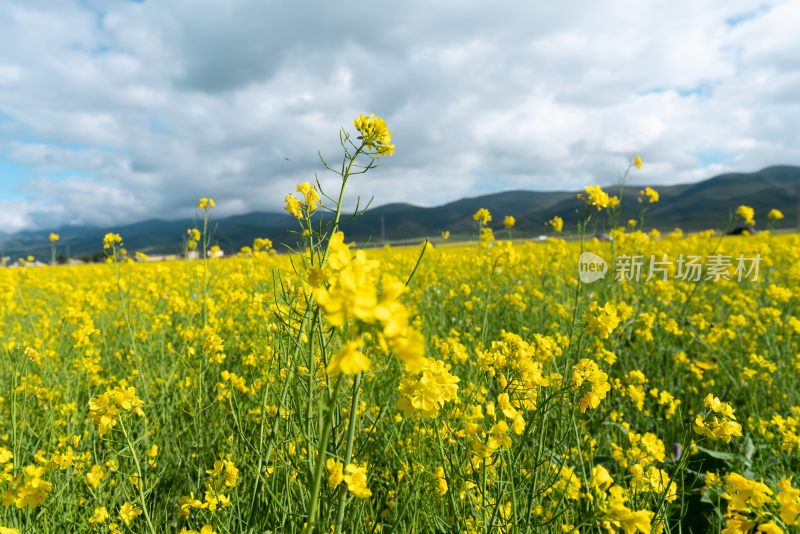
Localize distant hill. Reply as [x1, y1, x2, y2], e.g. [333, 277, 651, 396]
[1, 165, 798, 261]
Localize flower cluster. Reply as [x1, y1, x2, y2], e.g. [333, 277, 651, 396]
[584, 301, 621, 340]
[102, 232, 123, 250]
[638, 186, 659, 204]
[353, 114, 394, 156]
[547, 215, 564, 233]
[472, 208, 492, 225]
[88, 386, 145, 436]
[326, 460, 372, 498]
[713, 472, 800, 532]
[186, 228, 201, 250]
[693, 394, 743, 443]
[197, 197, 215, 210]
[736, 205, 755, 226]
[397, 357, 460, 417]
[579, 185, 619, 211]
[314, 232, 426, 374]
[571, 358, 611, 412]
[285, 181, 321, 218]
[178, 459, 239, 519]
[1, 464, 53, 509]
[767, 209, 784, 221]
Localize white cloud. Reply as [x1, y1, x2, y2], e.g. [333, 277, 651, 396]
[0, 0, 797, 230]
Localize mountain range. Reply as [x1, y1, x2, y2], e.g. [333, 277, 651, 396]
[2, 165, 798, 261]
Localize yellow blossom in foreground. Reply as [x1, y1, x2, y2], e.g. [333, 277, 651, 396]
[118, 502, 142, 526]
[314, 241, 426, 373]
[591, 465, 614, 492]
[0, 527, 20, 534]
[633, 155, 643, 169]
[723, 472, 773, 513]
[703, 394, 736, 418]
[326, 459, 344, 489]
[693, 393, 743, 442]
[736, 205, 755, 226]
[2, 465, 53, 508]
[343, 463, 372, 498]
[694, 415, 742, 444]
[602, 486, 653, 533]
[326, 338, 371, 376]
[777, 478, 800, 526]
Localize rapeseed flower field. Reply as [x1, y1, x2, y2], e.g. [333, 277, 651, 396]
[1, 116, 799, 533]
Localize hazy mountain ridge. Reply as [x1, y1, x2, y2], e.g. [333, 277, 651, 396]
[2, 166, 798, 260]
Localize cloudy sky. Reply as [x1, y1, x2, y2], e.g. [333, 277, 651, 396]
[0, 0, 798, 232]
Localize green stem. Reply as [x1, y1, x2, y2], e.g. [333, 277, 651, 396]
[305, 377, 342, 532]
[334, 372, 363, 533]
[119, 419, 157, 534]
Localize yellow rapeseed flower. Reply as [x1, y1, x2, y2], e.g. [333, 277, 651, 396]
[343, 463, 372, 498]
[547, 216, 564, 233]
[88, 387, 145, 436]
[768, 209, 784, 221]
[580, 185, 619, 211]
[89, 506, 110, 524]
[102, 233, 123, 250]
[197, 198, 215, 209]
[638, 186, 659, 203]
[472, 208, 492, 225]
[736, 205, 755, 226]
[285, 194, 303, 218]
[353, 114, 394, 156]
[118, 502, 142, 526]
[326, 338, 371, 376]
[296, 181, 320, 212]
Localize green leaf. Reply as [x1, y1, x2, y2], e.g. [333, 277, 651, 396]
[695, 445, 737, 462]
